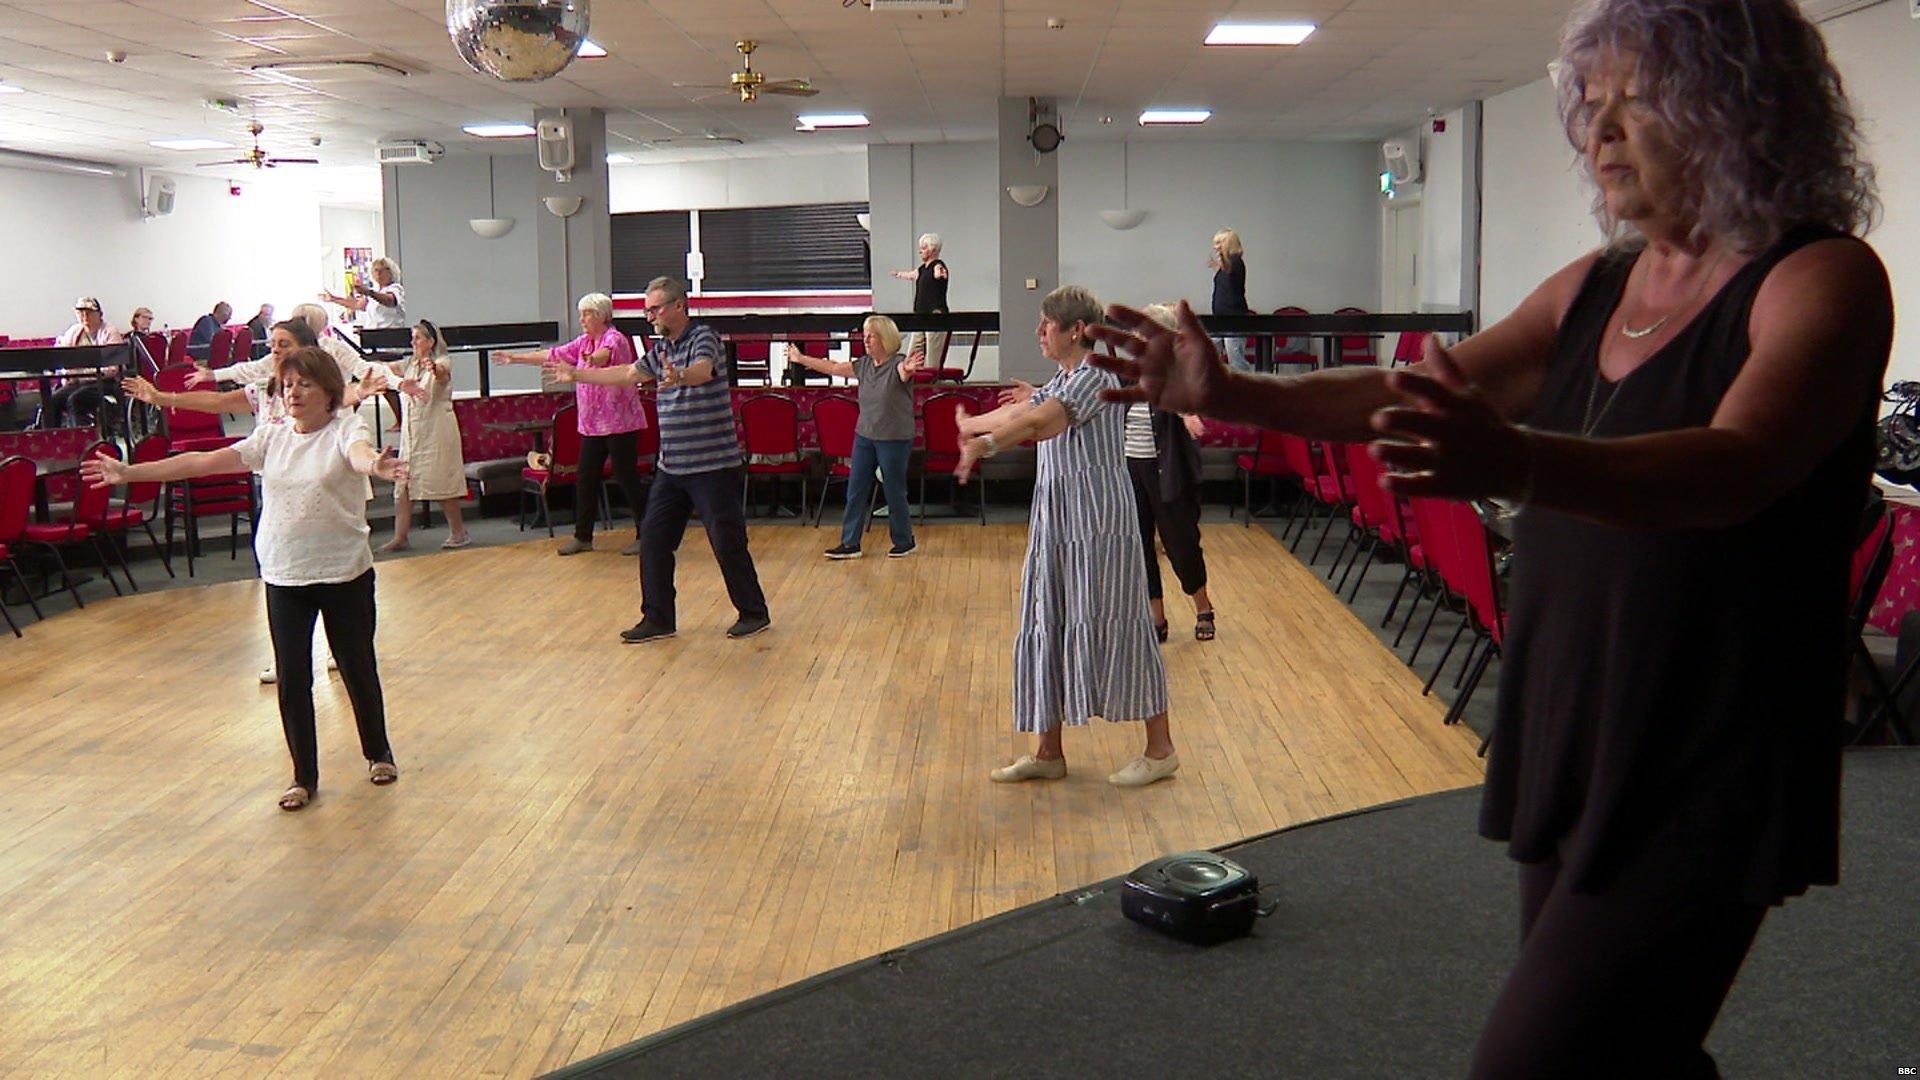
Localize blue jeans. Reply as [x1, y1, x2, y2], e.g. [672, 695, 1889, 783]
[842, 435, 913, 549]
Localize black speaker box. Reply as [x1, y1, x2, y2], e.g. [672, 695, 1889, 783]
[1120, 852, 1260, 944]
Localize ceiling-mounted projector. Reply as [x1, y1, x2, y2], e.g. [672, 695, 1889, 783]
[377, 140, 445, 165]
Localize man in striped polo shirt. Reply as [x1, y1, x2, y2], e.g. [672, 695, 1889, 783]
[554, 276, 770, 642]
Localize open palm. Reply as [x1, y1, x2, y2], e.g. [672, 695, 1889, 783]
[1087, 301, 1229, 416]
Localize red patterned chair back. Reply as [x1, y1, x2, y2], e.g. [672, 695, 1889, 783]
[740, 394, 801, 457]
[72, 441, 117, 525]
[153, 364, 229, 447]
[128, 434, 171, 509]
[208, 329, 234, 368]
[813, 395, 860, 460]
[922, 392, 976, 461]
[0, 456, 33, 545]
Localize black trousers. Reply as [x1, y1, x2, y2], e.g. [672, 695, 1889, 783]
[45, 378, 109, 428]
[264, 569, 393, 791]
[639, 467, 768, 629]
[1126, 456, 1207, 600]
[1467, 851, 1768, 1078]
[575, 430, 647, 542]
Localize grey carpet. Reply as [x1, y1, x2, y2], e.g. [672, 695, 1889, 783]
[551, 749, 1918, 1079]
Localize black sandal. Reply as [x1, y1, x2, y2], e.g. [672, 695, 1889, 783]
[1195, 611, 1216, 642]
[1155, 620, 1169, 643]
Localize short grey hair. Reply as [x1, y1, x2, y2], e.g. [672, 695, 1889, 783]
[371, 256, 402, 282]
[1040, 285, 1102, 342]
[646, 276, 687, 304]
[291, 302, 329, 336]
[1556, 0, 1877, 251]
[577, 292, 614, 321]
[918, 232, 942, 254]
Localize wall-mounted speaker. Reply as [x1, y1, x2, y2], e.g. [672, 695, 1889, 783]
[1382, 139, 1420, 185]
[537, 116, 576, 180]
[147, 175, 176, 218]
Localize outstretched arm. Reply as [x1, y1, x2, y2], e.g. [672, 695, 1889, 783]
[83, 446, 244, 488]
[785, 344, 854, 379]
[954, 399, 1071, 482]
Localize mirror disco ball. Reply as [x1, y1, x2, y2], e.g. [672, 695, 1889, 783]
[447, 0, 590, 82]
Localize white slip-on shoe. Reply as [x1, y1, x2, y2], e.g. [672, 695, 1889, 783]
[989, 754, 1067, 783]
[1108, 753, 1180, 788]
[259, 664, 277, 685]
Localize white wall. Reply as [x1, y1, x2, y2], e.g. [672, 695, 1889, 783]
[1059, 140, 1382, 313]
[1477, 3, 1920, 379]
[1481, 78, 1594, 325]
[1825, 1, 1920, 382]
[0, 165, 325, 339]
[867, 142, 1001, 313]
[608, 149, 868, 214]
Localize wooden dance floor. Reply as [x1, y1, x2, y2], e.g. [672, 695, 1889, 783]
[0, 524, 1484, 1075]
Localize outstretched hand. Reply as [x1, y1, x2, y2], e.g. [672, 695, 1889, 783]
[997, 378, 1035, 409]
[398, 377, 427, 403]
[543, 361, 576, 385]
[1086, 300, 1231, 416]
[955, 435, 987, 484]
[122, 376, 159, 405]
[368, 446, 408, 485]
[1369, 336, 1530, 500]
[81, 450, 128, 490]
[187, 365, 215, 389]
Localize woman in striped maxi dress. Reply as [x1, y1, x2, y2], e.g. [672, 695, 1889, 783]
[954, 285, 1177, 788]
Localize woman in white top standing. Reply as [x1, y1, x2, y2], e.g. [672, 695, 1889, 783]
[379, 319, 470, 551]
[324, 256, 408, 329]
[86, 346, 407, 812]
[324, 257, 408, 431]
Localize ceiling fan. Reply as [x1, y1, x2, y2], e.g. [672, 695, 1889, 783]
[673, 40, 818, 103]
[197, 121, 319, 169]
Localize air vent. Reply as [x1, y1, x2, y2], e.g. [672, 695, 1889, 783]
[249, 55, 416, 81]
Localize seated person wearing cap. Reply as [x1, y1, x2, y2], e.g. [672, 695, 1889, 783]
[47, 296, 125, 428]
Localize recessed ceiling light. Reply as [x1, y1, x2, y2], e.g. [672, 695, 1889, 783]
[795, 113, 870, 131]
[149, 137, 235, 150]
[1205, 22, 1316, 46]
[1138, 109, 1211, 126]
[605, 152, 634, 164]
[578, 39, 607, 58]
[462, 122, 536, 138]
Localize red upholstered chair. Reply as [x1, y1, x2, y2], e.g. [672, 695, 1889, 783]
[634, 395, 660, 482]
[809, 394, 862, 526]
[49, 439, 140, 594]
[1432, 500, 1506, 729]
[1332, 441, 1401, 599]
[0, 456, 48, 630]
[229, 324, 254, 365]
[1234, 427, 1294, 529]
[1272, 306, 1318, 367]
[520, 403, 583, 535]
[1845, 499, 1916, 745]
[1390, 330, 1430, 368]
[2, 455, 88, 607]
[1334, 307, 1377, 365]
[740, 393, 809, 518]
[164, 331, 189, 367]
[150, 365, 251, 575]
[207, 328, 235, 369]
[119, 434, 174, 578]
[919, 391, 984, 525]
[138, 334, 168, 378]
[732, 338, 773, 386]
[153, 364, 232, 451]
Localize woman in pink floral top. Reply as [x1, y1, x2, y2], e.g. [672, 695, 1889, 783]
[496, 292, 650, 556]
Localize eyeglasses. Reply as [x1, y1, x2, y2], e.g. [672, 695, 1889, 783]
[643, 300, 683, 317]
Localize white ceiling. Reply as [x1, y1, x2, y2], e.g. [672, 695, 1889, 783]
[0, 0, 1595, 188]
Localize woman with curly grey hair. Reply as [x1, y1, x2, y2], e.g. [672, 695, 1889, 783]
[1091, 0, 1891, 1072]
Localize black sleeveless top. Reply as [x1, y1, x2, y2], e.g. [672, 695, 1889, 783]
[913, 260, 949, 315]
[1481, 225, 1872, 905]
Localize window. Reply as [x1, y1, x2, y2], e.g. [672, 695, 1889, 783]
[697, 202, 870, 292]
[611, 210, 693, 294]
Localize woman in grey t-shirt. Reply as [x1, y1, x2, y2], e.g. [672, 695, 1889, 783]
[786, 315, 923, 558]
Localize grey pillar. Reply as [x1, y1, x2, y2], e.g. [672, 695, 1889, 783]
[998, 97, 1059, 384]
[534, 107, 612, 325]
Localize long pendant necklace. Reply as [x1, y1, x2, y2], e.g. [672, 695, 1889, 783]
[1618, 250, 1727, 339]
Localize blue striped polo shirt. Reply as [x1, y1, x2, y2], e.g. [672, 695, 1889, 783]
[642, 321, 740, 474]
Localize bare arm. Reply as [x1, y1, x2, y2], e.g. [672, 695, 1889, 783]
[957, 397, 1034, 438]
[955, 399, 1071, 481]
[558, 362, 645, 387]
[1514, 239, 1892, 529]
[123, 376, 249, 415]
[345, 439, 405, 481]
[84, 445, 244, 488]
[785, 344, 854, 379]
[676, 357, 718, 387]
[493, 348, 556, 366]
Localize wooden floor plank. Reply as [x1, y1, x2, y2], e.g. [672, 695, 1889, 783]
[0, 523, 1482, 1074]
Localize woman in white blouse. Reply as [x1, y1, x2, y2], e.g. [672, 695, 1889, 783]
[86, 346, 407, 812]
[378, 320, 470, 551]
[323, 257, 407, 329]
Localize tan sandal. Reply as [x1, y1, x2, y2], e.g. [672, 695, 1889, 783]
[278, 785, 312, 811]
[369, 762, 398, 786]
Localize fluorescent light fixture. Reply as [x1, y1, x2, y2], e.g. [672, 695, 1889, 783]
[0, 84, 24, 95]
[795, 113, 870, 131]
[1138, 109, 1211, 126]
[462, 122, 536, 138]
[1205, 22, 1315, 46]
[578, 39, 607, 58]
[149, 138, 235, 151]
[605, 152, 635, 165]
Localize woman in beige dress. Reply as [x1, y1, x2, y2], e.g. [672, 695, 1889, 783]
[379, 320, 470, 551]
